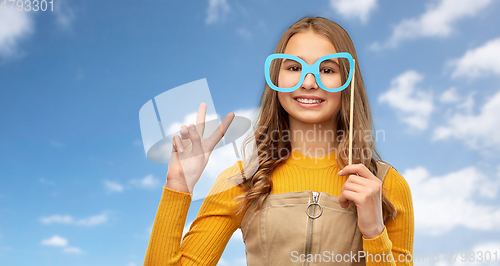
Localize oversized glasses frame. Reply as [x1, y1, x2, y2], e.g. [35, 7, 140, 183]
[264, 51, 358, 165]
[264, 52, 355, 92]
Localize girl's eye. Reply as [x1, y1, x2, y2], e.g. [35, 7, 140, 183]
[321, 68, 335, 74]
[287, 66, 301, 71]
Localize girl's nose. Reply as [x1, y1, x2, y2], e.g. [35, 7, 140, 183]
[301, 73, 319, 90]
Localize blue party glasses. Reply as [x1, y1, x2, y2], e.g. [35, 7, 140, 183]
[264, 52, 354, 92]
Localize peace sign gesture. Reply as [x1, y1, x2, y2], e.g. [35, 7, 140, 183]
[165, 102, 235, 194]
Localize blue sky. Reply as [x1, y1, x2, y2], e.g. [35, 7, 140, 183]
[1, 0, 500, 265]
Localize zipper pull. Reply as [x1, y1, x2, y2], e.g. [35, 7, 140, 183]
[312, 191, 319, 203]
[306, 191, 323, 219]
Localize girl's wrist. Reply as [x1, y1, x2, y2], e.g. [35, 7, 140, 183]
[165, 180, 191, 194]
[363, 224, 385, 239]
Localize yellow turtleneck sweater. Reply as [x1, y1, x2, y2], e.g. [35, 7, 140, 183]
[143, 149, 414, 265]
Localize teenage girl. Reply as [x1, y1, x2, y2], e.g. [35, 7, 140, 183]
[144, 16, 414, 266]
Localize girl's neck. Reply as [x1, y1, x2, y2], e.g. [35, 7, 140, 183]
[288, 115, 339, 159]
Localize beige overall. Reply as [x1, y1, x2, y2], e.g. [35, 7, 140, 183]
[240, 161, 392, 266]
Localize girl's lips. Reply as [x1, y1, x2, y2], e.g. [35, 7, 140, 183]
[293, 95, 325, 101]
[294, 98, 325, 108]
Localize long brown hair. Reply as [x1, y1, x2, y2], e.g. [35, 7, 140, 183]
[227, 16, 397, 222]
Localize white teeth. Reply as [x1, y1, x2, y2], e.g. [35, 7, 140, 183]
[295, 98, 323, 104]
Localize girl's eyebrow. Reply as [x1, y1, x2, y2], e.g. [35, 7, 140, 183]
[322, 59, 340, 67]
[296, 55, 340, 64]
[281, 56, 340, 67]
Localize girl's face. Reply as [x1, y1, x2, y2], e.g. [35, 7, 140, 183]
[277, 30, 342, 125]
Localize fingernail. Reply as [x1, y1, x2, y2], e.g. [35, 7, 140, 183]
[181, 128, 187, 134]
[338, 170, 342, 175]
[189, 125, 196, 132]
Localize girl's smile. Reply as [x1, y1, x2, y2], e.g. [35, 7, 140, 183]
[293, 94, 326, 108]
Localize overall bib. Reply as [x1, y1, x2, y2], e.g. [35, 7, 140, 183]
[240, 161, 392, 266]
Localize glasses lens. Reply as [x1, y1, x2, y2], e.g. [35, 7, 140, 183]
[319, 57, 350, 91]
[269, 57, 302, 90]
[267, 55, 352, 91]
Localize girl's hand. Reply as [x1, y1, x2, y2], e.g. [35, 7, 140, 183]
[166, 102, 235, 194]
[338, 163, 385, 239]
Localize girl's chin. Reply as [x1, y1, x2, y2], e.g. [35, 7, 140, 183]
[291, 114, 329, 124]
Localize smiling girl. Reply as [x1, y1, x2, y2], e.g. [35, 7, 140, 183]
[144, 16, 414, 266]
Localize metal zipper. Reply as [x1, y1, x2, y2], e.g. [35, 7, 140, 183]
[305, 191, 322, 266]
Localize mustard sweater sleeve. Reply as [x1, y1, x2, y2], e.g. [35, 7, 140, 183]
[143, 162, 245, 266]
[362, 167, 415, 266]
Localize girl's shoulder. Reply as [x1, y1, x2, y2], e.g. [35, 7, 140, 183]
[377, 161, 412, 200]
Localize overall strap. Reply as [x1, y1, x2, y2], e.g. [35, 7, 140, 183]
[375, 161, 392, 183]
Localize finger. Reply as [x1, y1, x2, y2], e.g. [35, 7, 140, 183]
[339, 190, 355, 209]
[207, 112, 235, 150]
[338, 163, 375, 180]
[173, 135, 184, 153]
[172, 141, 177, 153]
[170, 137, 180, 165]
[187, 123, 203, 156]
[180, 125, 189, 140]
[196, 102, 207, 137]
[168, 144, 185, 179]
[346, 174, 370, 186]
[342, 181, 364, 194]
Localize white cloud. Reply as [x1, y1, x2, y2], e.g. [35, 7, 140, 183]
[439, 87, 476, 120]
[433, 90, 500, 150]
[130, 174, 161, 189]
[404, 165, 500, 235]
[40, 212, 108, 226]
[40, 215, 73, 225]
[468, 242, 500, 262]
[41, 235, 68, 247]
[41, 236, 84, 254]
[421, 242, 500, 265]
[0, 2, 76, 60]
[166, 111, 218, 137]
[205, 0, 230, 24]
[230, 228, 243, 243]
[53, 0, 76, 30]
[371, 0, 493, 49]
[63, 246, 83, 254]
[75, 213, 108, 226]
[0, 10, 34, 59]
[439, 87, 460, 103]
[104, 180, 124, 193]
[328, 0, 377, 23]
[450, 37, 500, 79]
[379, 70, 434, 130]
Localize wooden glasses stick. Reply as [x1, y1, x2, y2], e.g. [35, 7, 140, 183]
[348, 59, 356, 165]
